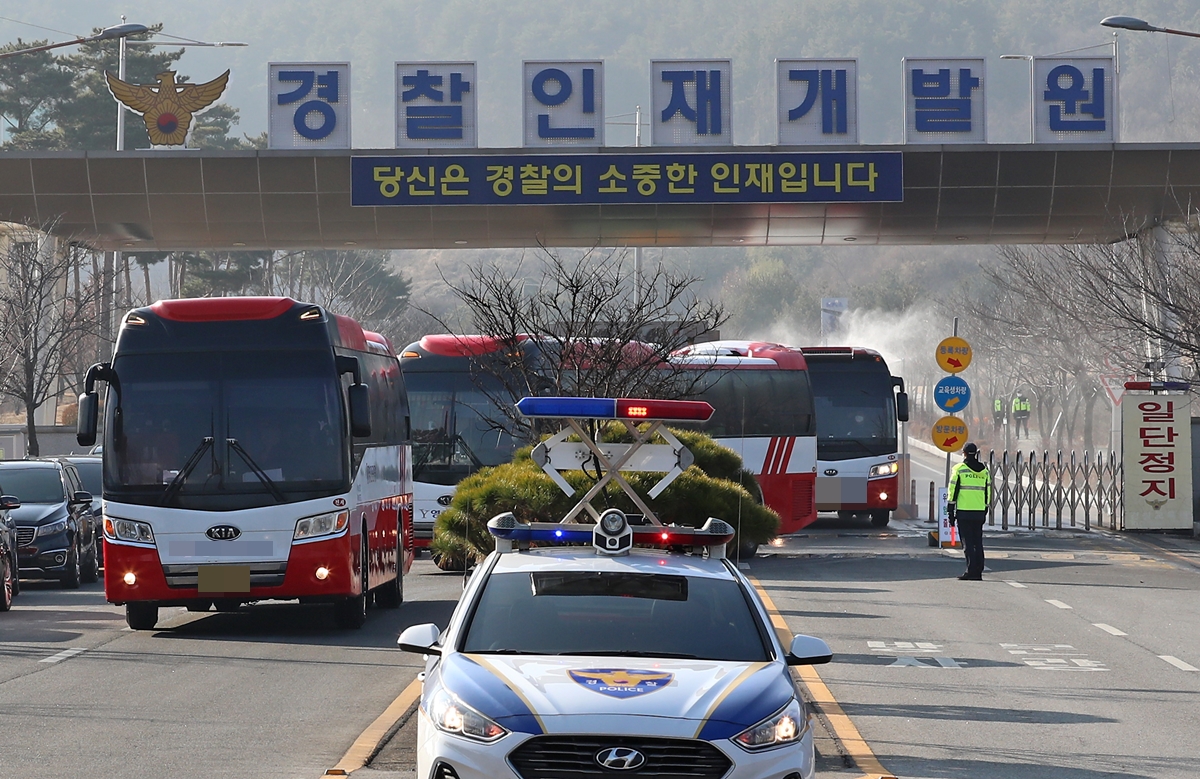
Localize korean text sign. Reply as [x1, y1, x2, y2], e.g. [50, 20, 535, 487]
[1034, 56, 1116, 143]
[395, 62, 477, 148]
[523, 61, 603, 146]
[776, 59, 858, 145]
[651, 60, 732, 146]
[1122, 394, 1192, 530]
[268, 63, 350, 149]
[350, 151, 902, 206]
[903, 57, 985, 143]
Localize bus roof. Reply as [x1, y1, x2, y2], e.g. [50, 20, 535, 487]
[798, 346, 886, 362]
[672, 340, 808, 370]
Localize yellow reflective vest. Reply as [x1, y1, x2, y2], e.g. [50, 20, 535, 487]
[994, 398, 1003, 413]
[949, 462, 991, 512]
[1012, 397, 1030, 414]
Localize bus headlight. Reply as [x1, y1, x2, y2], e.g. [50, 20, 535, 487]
[868, 462, 899, 478]
[294, 511, 349, 541]
[105, 517, 155, 544]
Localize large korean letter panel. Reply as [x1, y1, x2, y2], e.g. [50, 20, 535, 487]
[1033, 56, 1116, 143]
[523, 61, 603, 147]
[903, 58, 985, 144]
[268, 63, 351, 149]
[651, 59, 732, 146]
[1121, 395, 1193, 530]
[395, 62, 477, 148]
[777, 59, 858, 145]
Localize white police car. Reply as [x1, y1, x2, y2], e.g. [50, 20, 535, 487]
[398, 510, 832, 779]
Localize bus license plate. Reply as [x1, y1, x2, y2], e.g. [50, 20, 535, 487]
[197, 565, 251, 593]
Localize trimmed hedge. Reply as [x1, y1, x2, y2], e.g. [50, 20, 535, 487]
[430, 424, 778, 566]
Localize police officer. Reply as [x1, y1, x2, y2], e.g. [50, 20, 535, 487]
[1012, 394, 1031, 439]
[947, 442, 991, 581]
[993, 397, 1004, 432]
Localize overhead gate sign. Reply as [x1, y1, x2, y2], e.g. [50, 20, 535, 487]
[351, 151, 902, 206]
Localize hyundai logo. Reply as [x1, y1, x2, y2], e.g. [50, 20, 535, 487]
[824, 468, 839, 476]
[437, 495, 453, 507]
[206, 525, 241, 541]
[595, 747, 646, 771]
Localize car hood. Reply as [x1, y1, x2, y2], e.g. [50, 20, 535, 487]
[435, 652, 793, 739]
[11, 503, 66, 526]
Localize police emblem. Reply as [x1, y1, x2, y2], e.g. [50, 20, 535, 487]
[568, 668, 674, 698]
[105, 69, 230, 146]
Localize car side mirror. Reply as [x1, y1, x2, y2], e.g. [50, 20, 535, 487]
[398, 623, 442, 655]
[786, 634, 833, 666]
[71, 491, 94, 506]
[895, 391, 910, 423]
[348, 383, 372, 438]
[0, 495, 20, 511]
[77, 392, 99, 447]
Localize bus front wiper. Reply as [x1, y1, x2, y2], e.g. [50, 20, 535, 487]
[227, 438, 285, 503]
[162, 437, 214, 506]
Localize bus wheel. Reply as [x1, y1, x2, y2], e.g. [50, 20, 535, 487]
[736, 540, 759, 559]
[335, 533, 369, 629]
[213, 599, 241, 612]
[186, 601, 213, 613]
[870, 510, 890, 527]
[126, 602, 159, 630]
[837, 510, 856, 522]
[431, 551, 466, 572]
[375, 542, 403, 609]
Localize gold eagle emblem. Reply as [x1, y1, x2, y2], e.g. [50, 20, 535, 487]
[105, 69, 230, 146]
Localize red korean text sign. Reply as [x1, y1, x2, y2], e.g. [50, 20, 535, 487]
[1122, 394, 1193, 530]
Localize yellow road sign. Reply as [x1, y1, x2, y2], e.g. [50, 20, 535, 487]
[936, 336, 972, 373]
[931, 415, 968, 452]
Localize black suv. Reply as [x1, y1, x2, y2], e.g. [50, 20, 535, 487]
[0, 460, 99, 588]
[56, 456, 104, 568]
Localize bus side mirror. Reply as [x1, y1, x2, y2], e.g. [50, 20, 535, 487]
[77, 392, 99, 447]
[348, 384, 372, 438]
[896, 391, 910, 423]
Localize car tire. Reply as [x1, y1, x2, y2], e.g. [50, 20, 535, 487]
[126, 602, 158, 630]
[10, 558, 18, 597]
[334, 532, 369, 629]
[60, 543, 82, 590]
[0, 556, 13, 612]
[186, 601, 213, 613]
[81, 541, 99, 584]
[213, 599, 241, 613]
[870, 510, 891, 527]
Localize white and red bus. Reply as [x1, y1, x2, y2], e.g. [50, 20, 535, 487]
[400, 336, 819, 554]
[798, 347, 908, 526]
[76, 297, 414, 630]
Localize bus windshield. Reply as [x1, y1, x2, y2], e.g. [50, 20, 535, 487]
[104, 350, 347, 508]
[689, 369, 815, 438]
[807, 361, 897, 460]
[406, 371, 519, 486]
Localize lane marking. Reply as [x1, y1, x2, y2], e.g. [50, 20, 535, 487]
[1046, 599, 1073, 610]
[327, 675, 422, 775]
[1093, 623, 1127, 636]
[1159, 655, 1199, 672]
[39, 648, 88, 664]
[1005, 581, 1027, 588]
[749, 576, 896, 779]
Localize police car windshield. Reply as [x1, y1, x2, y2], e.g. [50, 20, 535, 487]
[462, 571, 770, 661]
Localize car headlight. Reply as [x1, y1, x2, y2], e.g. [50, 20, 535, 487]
[294, 511, 349, 541]
[733, 698, 808, 751]
[37, 518, 68, 538]
[428, 688, 507, 742]
[104, 517, 155, 544]
[868, 462, 899, 478]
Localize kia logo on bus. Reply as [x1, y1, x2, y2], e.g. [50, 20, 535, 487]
[206, 525, 242, 541]
[824, 468, 839, 476]
[437, 495, 453, 506]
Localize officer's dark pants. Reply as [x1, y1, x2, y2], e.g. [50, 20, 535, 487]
[1014, 416, 1028, 438]
[957, 511, 987, 577]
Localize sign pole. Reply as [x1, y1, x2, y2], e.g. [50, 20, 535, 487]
[944, 317, 957, 488]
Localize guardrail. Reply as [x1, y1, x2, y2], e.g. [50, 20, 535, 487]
[984, 450, 1122, 532]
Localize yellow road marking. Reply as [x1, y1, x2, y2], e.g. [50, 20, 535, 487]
[326, 675, 422, 776]
[749, 576, 896, 779]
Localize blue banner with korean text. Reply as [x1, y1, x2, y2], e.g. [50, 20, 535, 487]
[351, 152, 902, 206]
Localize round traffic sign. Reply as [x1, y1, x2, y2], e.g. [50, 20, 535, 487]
[931, 415, 968, 452]
[936, 336, 972, 373]
[934, 375, 972, 413]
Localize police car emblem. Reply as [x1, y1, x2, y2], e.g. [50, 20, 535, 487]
[595, 747, 646, 770]
[568, 668, 673, 698]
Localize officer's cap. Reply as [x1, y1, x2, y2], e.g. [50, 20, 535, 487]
[963, 442, 979, 456]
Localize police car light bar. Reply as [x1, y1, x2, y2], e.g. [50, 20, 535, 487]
[1124, 381, 1190, 392]
[515, 396, 714, 422]
[486, 514, 735, 551]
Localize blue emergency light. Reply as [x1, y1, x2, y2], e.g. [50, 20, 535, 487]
[515, 396, 714, 421]
[486, 513, 735, 550]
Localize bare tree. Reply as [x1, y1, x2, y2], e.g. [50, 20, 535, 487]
[432, 244, 727, 435]
[0, 222, 101, 455]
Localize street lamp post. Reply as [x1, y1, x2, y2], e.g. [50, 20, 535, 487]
[1102, 15, 1200, 39]
[1000, 39, 1121, 144]
[0, 22, 148, 59]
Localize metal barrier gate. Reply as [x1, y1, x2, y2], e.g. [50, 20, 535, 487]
[984, 450, 1123, 532]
